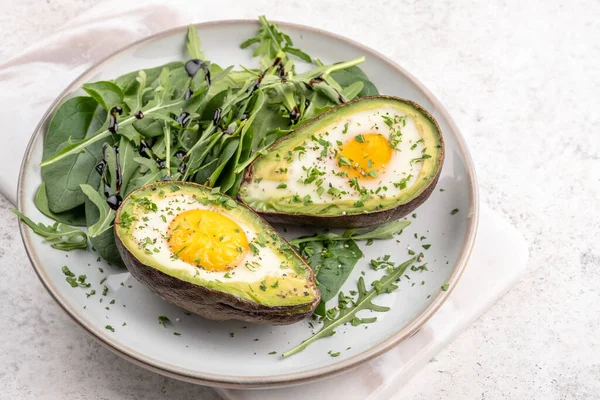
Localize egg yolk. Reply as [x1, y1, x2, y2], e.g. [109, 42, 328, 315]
[338, 133, 392, 180]
[167, 209, 248, 271]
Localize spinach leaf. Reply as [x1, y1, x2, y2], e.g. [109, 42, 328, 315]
[82, 81, 124, 110]
[34, 183, 86, 226]
[331, 66, 379, 97]
[12, 209, 87, 251]
[80, 184, 115, 237]
[289, 220, 411, 246]
[283, 257, 415, 357]
[42, 96, 106, 213]
[298, 239, 363, 316]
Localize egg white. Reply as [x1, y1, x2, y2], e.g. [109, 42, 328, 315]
[245, 106, 426, 202]
[130, 193, 289, 284]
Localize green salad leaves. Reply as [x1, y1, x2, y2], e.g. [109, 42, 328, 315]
[18, 16, 378, 264]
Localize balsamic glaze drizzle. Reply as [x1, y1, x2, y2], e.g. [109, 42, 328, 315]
[113, 146, 122, 192]
[106, 194, 122, 211]
[213, 108, 222, 125]
[99, 144, 124, 210]
[108, 106, 123, 134]
[290, 107, 300, 123]
[176, 112, 191, 128]
[95, 160, 106, 175]
[139, 140, 152, 159]
[134, 110, 144, 119]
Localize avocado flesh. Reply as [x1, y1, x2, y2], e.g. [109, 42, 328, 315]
[115, 182, 320, 324]
[238, 96, 444, 228]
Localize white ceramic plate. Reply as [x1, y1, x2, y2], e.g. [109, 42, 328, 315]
[17, 20, 478, 388]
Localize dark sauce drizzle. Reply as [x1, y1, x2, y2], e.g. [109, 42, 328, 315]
[290, 107, 300, 123]
[113, 146, 122, 192]
[108, 106, 123, 134]
[139, 140, 152, 158]
[134, 110, 144, 119]
[176, 112, 191, 128]
[213, 108, 222, 125]
[184, 59, 211, 101]
[248, 57, 282, 94]
[99, 144, 123, 210]
[307, 75, 345, 104]
[95, 160, 106, 175]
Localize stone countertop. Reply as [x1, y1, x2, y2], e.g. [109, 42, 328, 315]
[0, 0, 598, 399]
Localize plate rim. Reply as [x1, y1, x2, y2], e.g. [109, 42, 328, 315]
[16, 18, 479, 388]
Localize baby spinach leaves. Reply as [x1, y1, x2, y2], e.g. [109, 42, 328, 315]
[297, 239, 363, 316]
[35, 183, 86, 227]
[28, 16, 380, 267]
[82, 81, 124, 110]
[41, 96, 106, 213]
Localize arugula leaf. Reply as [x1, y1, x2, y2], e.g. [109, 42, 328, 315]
[186, 25, 205, 60]
[84, 191, 122, 266]
[282, 257, 415, 357]
[80, 184, 115, 237]
[241, 16, 312, 67]
[34, 183, 86, 226]
[289, 220, 411, 246]
[12, 210, 87, 251]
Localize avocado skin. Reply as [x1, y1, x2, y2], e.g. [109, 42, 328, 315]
[114, 182, 320, 325]
[239, 95, 445, 228]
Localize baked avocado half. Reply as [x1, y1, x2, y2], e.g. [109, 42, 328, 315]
[238, 96, 445, 228]
[114, 182, 320, 325]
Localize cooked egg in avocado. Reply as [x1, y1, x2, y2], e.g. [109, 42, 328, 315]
[115, 182, 320, 325]
[238, 96, 444, 228]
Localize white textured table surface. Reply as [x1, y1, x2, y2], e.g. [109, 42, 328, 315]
[0, 1, 598, 399]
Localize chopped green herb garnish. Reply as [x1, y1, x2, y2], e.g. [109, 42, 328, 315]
[158, 315, 170, 328]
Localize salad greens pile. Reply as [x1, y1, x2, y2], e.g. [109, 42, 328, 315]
[31, 16, 378, 265]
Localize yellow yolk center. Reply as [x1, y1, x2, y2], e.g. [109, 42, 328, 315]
[339, 133, 393, 180]
[167, 209, 248, 271]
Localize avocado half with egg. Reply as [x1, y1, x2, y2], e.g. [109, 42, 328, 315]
[238, 96, 444, 228]
[114, 182, 320, 325]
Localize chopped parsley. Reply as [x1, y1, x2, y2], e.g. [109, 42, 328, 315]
[158, 315, 170, 328]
